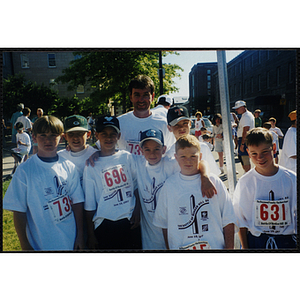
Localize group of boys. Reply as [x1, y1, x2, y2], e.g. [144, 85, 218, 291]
[3, 75, 297, 251]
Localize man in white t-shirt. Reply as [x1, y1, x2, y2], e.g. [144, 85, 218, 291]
[151, 94, 173, 118]
[280, 110, 297, 173]
[233, 100, 255, 173]
[117, 75, 176, 155]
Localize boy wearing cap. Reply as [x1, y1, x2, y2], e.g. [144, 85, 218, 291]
[83, 115, 141, 250]
[254, 109, 262, 127]
[280, 110, 297, 173]
[11, 122, 31, 175]
[153, 135, 237, 250]
[233, 128, 297, 249]
[135, 129, 180, 249]
[3, 116, 85, 250]
[58, 115, 97, 184]
[233, 100, 255, 173]
[165, 105, 221, 177]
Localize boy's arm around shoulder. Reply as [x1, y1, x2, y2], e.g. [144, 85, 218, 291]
[198, 160, 217, 198]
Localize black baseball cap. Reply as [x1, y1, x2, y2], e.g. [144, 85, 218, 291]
[96, 115, 120, 133]
[139, 129, 164, 147]
[167, 105, 190, 126]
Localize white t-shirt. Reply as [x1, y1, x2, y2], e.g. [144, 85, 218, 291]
[16, 132, 31, 155]
[134, 155, 179, 250]
[279, 127, 296, 173]
[195, 119, 204, 131]
[269, 130, 279, 153]
[237, 110, 255, 138]
[15, 115, 32, 132]
[153, 172, 237, 250]
[117, 111, 176, 155]
[232, 166, 297, 236]
[165, 140, 221, 176]
[150, 105, 168, 118]
[3, 155, 85, 250]
[270, 127, 284, 138]
[58, 145, 97, 184]
[83, 150, 137, 230]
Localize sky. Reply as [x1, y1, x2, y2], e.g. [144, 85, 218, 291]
[163, 50, 244, 98]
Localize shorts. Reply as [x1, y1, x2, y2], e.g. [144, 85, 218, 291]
[94, 218, 142, 250]
[247, 231, 297, 249]
[237, 138, 250, 166]
[214, 139, 223, 152]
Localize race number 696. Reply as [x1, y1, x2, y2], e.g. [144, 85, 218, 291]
[104, 167, 127, 187]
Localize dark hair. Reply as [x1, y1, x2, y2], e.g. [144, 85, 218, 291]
[195, 111, 202, 118]
[263, 122, 271, 130]
[245, 128, 273, 147]
[128, 75, 155, 95]
[202, 134, 210, 140]
[213, 113, 222, 125]
[33, 115, 64, 136]
[23, 107, 31, 116]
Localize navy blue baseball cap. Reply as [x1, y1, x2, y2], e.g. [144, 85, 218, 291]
[96, 115, 120, 133]
[167, 105, 190, 126]
[139, 129, 164, 147]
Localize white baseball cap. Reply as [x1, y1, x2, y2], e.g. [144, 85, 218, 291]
[232, 100, 246, 109]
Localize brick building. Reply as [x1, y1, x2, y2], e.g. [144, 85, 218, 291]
[212, 50, 297, 127]
[188, 62, 218, 116]
[3, 51, 90, 99]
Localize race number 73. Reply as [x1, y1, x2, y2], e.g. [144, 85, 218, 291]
[48, 195, 73, 223]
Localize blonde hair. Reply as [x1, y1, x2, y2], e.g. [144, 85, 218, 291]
[175, 135, 201, 153]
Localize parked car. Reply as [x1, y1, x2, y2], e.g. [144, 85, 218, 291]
[190, 117, 213, 135]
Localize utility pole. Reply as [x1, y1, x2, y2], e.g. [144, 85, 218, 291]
[159, 51, 164, 95]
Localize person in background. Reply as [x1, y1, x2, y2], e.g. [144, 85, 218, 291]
[10, 103, 24, 145]
[254, 109, 262, 127]
[279, 110, 297, 173]
[212, 113, 224, 173]
[194, 111, 205, 140]
[151, 94, 173, 118]
[31, 108, 44, 154]
[233, 100, 255, 173]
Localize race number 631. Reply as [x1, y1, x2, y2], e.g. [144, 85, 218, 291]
[255, 199, 291, 226]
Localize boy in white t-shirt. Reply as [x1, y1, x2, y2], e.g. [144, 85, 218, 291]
[83, 115, 141, 250]
[165, 105, 221, 177]
[11, 122, 31, 175]
[3, 116, 85, 251]
[58, 115, 97, 184]
[153, 134, 237, 250]
[263, 122, 279, 164]
[233, 128, 297, 249]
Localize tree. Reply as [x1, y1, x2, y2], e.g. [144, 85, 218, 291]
[56, 50, 183, 114]
[3, 74, 59, 119]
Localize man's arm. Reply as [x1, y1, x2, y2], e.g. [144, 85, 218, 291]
[240, 126, 250, 152]
[223, 223, 234, 249]
[72, 203, 85, 250]
[13, 211, 33, 250]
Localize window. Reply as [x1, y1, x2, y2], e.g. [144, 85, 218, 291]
[207, 69, 211, 74]
[258, 74, 261, 91]
[244, 80, 247, 94]
[77, 85, 84, 94]
[207, 75, 211, 81]
[48, 53, 56, 67]
[239, 82, 242, 96]
[250, 77, 254, 92]
[266, 71, 270, 88]
[207, 82, 211, 89]
[258, 51, 261, 64]
[21, 54, 29, 68]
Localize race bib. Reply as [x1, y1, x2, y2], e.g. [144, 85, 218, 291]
[126, 141, 142, 155]
[254, 199, 291, 227]
[180, 241, 211, 250]
[101, 164, 130, 193]
[48, 195, 73, 224]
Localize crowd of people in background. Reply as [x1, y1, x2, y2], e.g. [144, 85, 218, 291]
[3, 74, 297, 251]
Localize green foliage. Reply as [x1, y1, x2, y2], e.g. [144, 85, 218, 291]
[3, 73, 59, 119]
[56, 51, 183, 113]
[2, 179, 22, 251]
